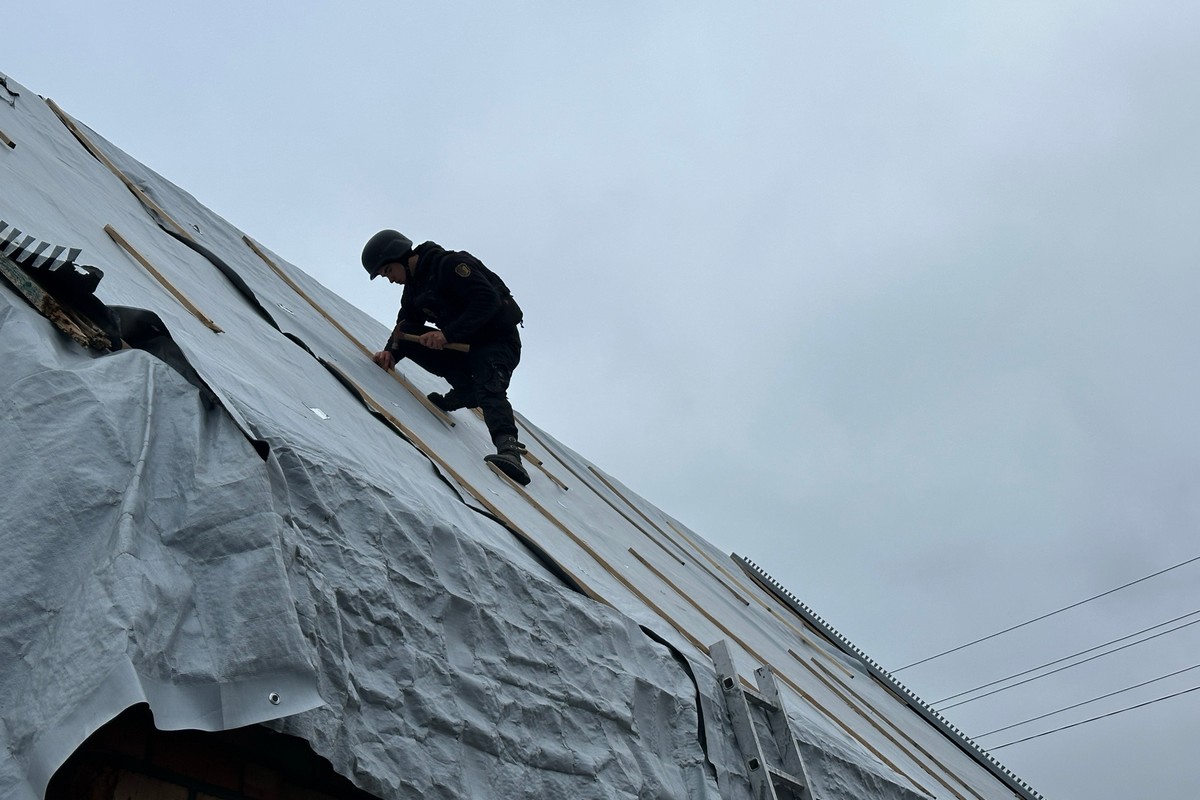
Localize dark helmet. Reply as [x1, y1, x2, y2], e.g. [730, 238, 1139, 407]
[361, 229, 413, 279]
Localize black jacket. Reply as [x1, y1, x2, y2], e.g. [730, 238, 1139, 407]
[390, 242, 522, 345]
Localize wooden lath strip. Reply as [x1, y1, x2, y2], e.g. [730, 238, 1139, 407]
[504, 420, 688, 567]
[614, 510, 750, 609]
[323, 360, 604, 604]
[805, 656, 988, 800]
[629, 548, 743, 638]
[587, 466, 698, 565]
[592, 465, 860, 686]
[526, 454, 570, 491]
[105, 225, 222, 333]
[486, 463, 708, 652]
[628, 546, 937, 799]
[526, 437, 853, 682]
[531, 458, 569, 490]
[473, 408, 569, 490]
[666, 519, 766, 598]
[591, 468, 871, 693]
[0, 129, 14, 149]
[46, 98, 193, 241]
[243, 235, 455, 427]
[516, 422, 785, 614]
[664, 518, 856, 681]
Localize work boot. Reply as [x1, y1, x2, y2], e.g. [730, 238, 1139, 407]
[485, 434, 531, 486]
[427, 389, 476, 412]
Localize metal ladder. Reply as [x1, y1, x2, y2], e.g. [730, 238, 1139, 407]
[711, 640, 815, 800]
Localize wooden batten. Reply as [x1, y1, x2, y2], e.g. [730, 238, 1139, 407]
[243, 235, 456, 427]
[105, 225, 222, 333]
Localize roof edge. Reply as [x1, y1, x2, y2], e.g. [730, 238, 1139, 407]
[735, 555, 1044, 800]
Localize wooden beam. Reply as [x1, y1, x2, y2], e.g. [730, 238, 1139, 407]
[0, 253, 110, 349]
[0, 128, 14, 149]
[105, 225, 221, 333]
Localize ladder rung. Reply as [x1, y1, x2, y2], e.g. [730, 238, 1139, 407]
[768, 765, 807, 794]
[742, 685, 779, 712]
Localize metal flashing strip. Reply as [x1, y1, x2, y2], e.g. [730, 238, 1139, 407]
[737, 556, 1045, 800]
[105, 225, 222, 334]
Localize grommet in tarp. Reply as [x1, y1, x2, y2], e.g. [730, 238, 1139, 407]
[268, 692, 281, 705]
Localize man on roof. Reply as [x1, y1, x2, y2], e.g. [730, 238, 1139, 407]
[362, 230, 530, 486]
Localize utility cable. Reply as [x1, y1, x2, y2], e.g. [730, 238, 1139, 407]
[931, 607, 1200, 705]
[987, 684, 1200, 750]
[938, 615, 1200, 710]
[973, 662, 1200, 739]
[893, 553, 1200, 672]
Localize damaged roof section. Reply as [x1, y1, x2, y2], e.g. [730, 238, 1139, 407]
[0, 70, 1042, 800]
[0, 220, 112, 350]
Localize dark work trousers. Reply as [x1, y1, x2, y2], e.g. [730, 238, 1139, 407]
[391, 326, 522, 443]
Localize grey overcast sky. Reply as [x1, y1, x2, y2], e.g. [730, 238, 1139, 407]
[6, 2, 1200, 797]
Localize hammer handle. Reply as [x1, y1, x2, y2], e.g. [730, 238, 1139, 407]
[397, 333, 471, 352]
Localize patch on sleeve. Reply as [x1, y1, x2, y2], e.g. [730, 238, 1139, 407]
[455, 263, 472, 277]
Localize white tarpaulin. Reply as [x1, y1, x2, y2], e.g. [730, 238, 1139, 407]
[0, 71, 1040, 800]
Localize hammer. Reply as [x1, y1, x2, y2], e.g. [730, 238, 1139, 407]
[396, 332, 470, 353]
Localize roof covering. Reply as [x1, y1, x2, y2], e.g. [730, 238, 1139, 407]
[0, 71, 1041, 800]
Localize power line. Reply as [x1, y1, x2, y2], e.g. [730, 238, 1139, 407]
[939, 615, 1200, 711]
[987, 684, 1200, 750]
[973, 662, 1200, 739]
[893, 552, 1200, 672]
[931, 607, 1200, 705]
